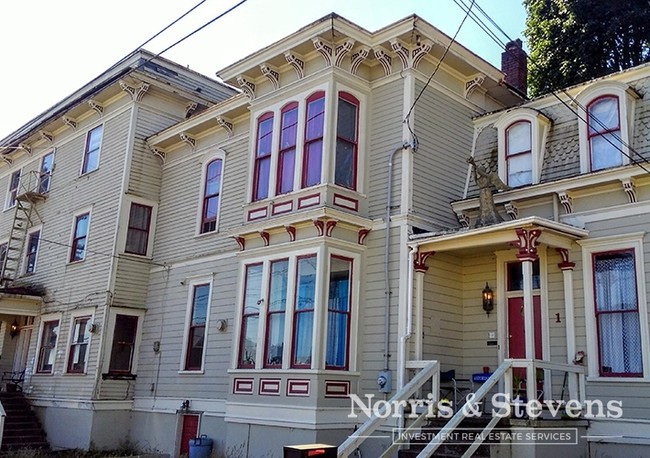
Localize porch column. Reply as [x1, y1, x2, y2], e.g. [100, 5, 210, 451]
[515, 228, 542, 403]
[557, 248, 578, 399]
[413, 252, 434, 361]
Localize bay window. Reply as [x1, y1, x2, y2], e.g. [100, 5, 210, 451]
[302, 92, 325, 188]
[253, 113, 274, 201]
[277, 104, 298, 195]
[505, 121, 532, 187]
[587, 96, 623, 171]
[237, 251, 356, 371]
[593, 250, 642, 377]
[335, 93, 359, 190]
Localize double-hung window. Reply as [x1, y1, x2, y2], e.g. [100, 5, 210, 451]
[25, 229, 40, 274]
[6, 170, 20, 209]
[302, 92, 326, 189]
[39, 151, 54, 193]
[334, 93, 359, 190]
[184, 283, 210, 371]
[587, 96, 623, 171]
[201, 159, 223, 233]
[292, 255, 317, 368]
[593, 250, 642, 377]
[239, 263, 263, 368]
[326, 256, 352, 369]
[125, 203, 152, 256]
[253, 114, 274, 201]
[277, 104, 298, 195]
[108, 314, 139, 374]
[70, 212, 90, 262]
[37, 319, 59, 374]
[82, 125, 103, 174]
[67, 316, 91, 373]
[505, 121, 532, 187]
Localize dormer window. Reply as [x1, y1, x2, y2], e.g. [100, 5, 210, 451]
[577, 82, 639, 174]
[494, 108, 551, 187]
[505, 121, 532, 187]
[587, 96, 623, 171]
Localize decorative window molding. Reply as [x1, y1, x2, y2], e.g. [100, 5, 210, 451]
[198, 151, 225, 234]
[578, 233, 650, 380]
[180, 278, 213, 372]
[494, 108, 551, 187]
[576, 81, 639, 174]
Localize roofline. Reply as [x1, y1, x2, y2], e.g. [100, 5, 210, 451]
[0, 49, 234, 149]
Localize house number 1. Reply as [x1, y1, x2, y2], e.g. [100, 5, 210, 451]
[555, 313, 561, 323]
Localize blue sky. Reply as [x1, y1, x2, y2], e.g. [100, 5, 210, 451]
[0, 0, 527, 140]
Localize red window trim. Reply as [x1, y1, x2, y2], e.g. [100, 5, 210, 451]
[185, 283, 209, 371]
[276, 103, 299, 196]
[201, 159, 223, 233]
[587, 95, 621, 171]
[70, 213, 90, 262]
[592, 248, 642, 377]
[239, 262, 263, 369]
[37, 319, 59, 374]
[253, 112, 274, 202]
[82, 125, 103, 174]
[263, 258, 289, 368]
[291, 254, 317, 369]
[505, 120, 532, 186]
[66, 316, 91, 374]
[325, 255, 353, 370]
[335, 92, 359, 191]
[302, 92, 325, 189]
[125, 203, 152, 256]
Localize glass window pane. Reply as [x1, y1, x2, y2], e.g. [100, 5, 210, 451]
[240, 316, 258, 366]
[293, 311, 313, 366]
[335, 140, 355, 188]
[280, 107, 298, 149]
[187, 326, 205, 369]
[303, 141, 322, 188]
[508, 152, 532, 187]
[589, 97, 619, 134]
[337, 99, 357, 141]
[244, 264, 263, 315]
[266, 314, 285, 366]
[296, 257, 316, 311]
[255, 157, 271, 200]
[326, 257, 352, 368]
[278, 149, 295, 194]
[507, 122, 531, 155]
[269, 260, 288, 312]
[305, 97, 325, 140]
[109, 315, 138, 372]
[591, 133, 623, 170]
[192, 284, 210, 325]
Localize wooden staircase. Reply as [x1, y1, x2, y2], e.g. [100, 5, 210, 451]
[0, 391, 49, 451]
[398, 417, 508, 458]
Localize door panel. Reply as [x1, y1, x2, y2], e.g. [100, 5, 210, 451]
[180, 414, 199, 456]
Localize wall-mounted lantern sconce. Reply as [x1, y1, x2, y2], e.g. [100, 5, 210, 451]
[181, 399, 190, 411]
[482, 282, 494, 316]
[9, 319, 19, 339]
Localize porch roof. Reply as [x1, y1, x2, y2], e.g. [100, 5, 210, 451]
[408, 216, 588, 254]
[0, 292, 42, 316]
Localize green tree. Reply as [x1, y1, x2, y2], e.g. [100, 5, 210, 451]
[524, 0, 650, 96]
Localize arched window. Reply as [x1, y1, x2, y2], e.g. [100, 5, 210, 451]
[201, 158, 223, 233]
[302, 92, 325, 188]
[276, 103, 298, 195]
[253, 112, 274, 201]
[506, 120, 532, 187]
[587, 95, 622, 171]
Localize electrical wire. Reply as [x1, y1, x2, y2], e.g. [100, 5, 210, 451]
[404, 0, 477, 151]
[453, 0, 650, 175]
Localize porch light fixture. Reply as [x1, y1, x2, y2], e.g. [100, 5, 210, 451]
[482, 282, 494, 316]
[9, 319, 19, 339]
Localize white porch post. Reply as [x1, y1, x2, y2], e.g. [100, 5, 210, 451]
[413, 253, 433, 361]
[515, 228, 542, 403]
[557, 248, 578, 399]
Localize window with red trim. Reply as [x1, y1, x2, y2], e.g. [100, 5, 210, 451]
[335, 93, 359, 190]
[277, 104, 298, 195]
[239, 263, 263, 368]
[67, 316, 91, 373]
[264, 259, 289, 367]
[253, 113, 274, 201]
[505, 121, 532, 187]
[70, 212, 90, 262]
[593, 249, 642, 377]
[125, 203, 152, 256]
[302, 92, 325, 188]
[185, 284, 210, 370]
[292, 255, 317, 368]
[201, 159, 223, 233]
[326, 256, 352, 369]
[588, 95, 623, 171]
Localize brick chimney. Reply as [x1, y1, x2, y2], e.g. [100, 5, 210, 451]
[501, 39, 528, 96]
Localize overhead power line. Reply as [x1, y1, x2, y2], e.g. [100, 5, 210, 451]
[453, 0, 650, 175]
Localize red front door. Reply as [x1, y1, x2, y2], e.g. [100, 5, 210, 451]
[507, 296, 543, 360]
[179, 414, 199, 456]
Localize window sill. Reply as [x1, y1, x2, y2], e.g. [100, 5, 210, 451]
[3, 205, 16, 213]
[587, 376, 649, 383]
[119, 252, 152, 261]
[67, 259, 86, 266]
[79, 168, 100, 179]
[193, 229, 220, 240]
[63, 372, 88, 376]
[228, 368, 360, 376]
[178, 370, 205, 375]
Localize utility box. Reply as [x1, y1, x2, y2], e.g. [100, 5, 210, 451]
[283, 443, 337, 458]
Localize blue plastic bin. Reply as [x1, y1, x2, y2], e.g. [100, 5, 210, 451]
[189, 435, 213, 458]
